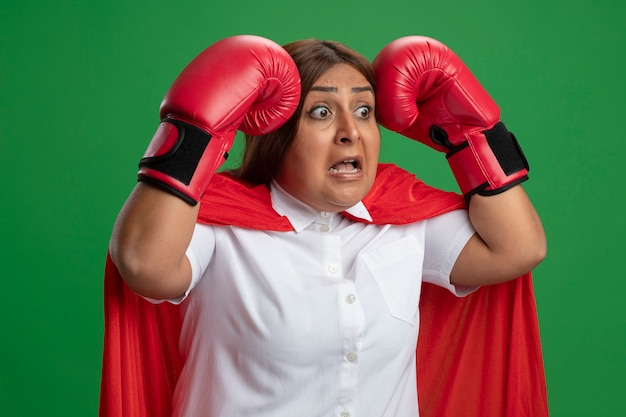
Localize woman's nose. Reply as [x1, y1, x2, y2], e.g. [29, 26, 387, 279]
[335, 112, 360, 145]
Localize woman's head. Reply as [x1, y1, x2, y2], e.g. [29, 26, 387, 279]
[233, 39, 378, 192]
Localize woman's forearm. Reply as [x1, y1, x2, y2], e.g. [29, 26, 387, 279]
[109, 183, 199, 299]
[451, 185, 547, 286]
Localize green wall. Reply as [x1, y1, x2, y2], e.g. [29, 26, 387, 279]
[2, 0, 624, 415]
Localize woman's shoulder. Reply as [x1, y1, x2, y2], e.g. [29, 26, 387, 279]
[197, 173, 293, 231]
[360, 163, 467, 225]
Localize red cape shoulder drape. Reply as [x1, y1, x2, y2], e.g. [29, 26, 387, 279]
[99, 164, 549, 417]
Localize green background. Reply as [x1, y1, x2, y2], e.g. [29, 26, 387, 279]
[2, 0, 624, 415]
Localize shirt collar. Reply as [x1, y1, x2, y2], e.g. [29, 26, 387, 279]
[270, 181, 373, 233]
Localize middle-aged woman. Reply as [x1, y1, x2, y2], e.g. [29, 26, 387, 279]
[107, 34, 546, 417]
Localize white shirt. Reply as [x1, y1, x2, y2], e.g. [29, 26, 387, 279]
[170, 181, 476, 417]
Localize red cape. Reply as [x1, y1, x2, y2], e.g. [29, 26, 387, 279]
[99, 164, 549, 417]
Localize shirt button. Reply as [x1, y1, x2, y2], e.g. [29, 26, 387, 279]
[320, 211, 330, 218]
[346, 352, 358, 362]
[319, 224, 330, 232]
[328, 264, 339, 273]
[345, 293, 356, 304]
[340, 411, 351, 417]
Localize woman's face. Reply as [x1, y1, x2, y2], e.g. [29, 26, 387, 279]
[276, 63, 380, 212]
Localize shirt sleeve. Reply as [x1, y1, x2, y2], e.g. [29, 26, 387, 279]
[422, 209, 477, 296]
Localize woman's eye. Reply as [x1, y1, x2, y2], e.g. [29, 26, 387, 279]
[308, 106, 330, 119]
[356, 105, 372, 119]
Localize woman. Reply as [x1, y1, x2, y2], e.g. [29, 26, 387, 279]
[107, 35, 546, 416]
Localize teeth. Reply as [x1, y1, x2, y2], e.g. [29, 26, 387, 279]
[329, 160, 360, 174]
[329, 167, 360, 174]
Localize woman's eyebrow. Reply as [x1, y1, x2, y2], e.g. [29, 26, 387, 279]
[310, 86, 337, 92]
[309, 86, 373, 93]
[352, 86, 374, 94]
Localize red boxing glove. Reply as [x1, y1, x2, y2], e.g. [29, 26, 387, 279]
[373, 36, 528, 200]
[138, 35, 301, 205]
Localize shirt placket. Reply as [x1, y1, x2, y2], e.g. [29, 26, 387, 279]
[321, 230, 364, 417]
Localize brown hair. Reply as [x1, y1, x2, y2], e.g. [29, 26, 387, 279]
[231, 39, 376, 185]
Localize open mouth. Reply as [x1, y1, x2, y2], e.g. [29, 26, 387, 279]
[329, 159, 361, 174]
